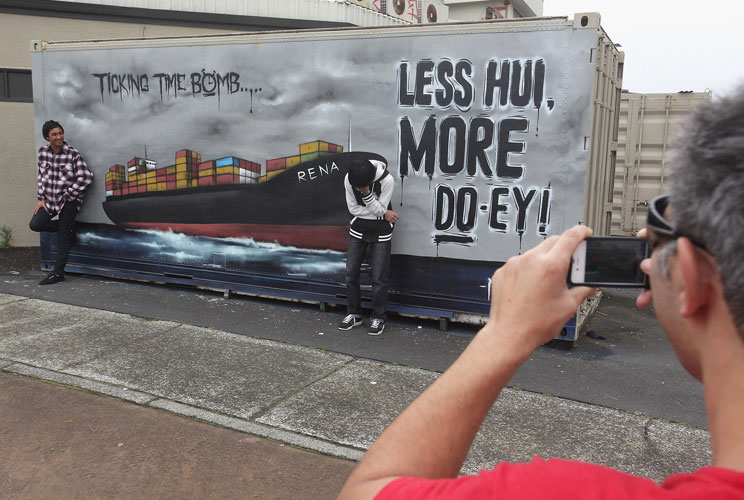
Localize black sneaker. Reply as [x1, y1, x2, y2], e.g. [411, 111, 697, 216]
[368, 319, 385, 336]
[338, 314, 362, 330]
[39, 272, 65, 285]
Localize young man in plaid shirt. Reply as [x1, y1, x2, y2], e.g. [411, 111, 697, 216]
[30, 120, 93, 285]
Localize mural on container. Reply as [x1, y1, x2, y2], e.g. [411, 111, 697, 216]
[32, 26, 596, 314]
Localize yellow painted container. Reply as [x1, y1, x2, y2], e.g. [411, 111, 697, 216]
[300, 140, 331, 155]
[286, 155, 302, 168]
[166, 166, 176, 174]
[146, 184, 158, 192]
[176, 157, 186, 165]
[198, 168, 215, 178]
[176, 180, 189, 189]
[258, 175, 267, 183]
[216, 166, 240, 175]
[191, 179, 198, 188]
[176, 172, 191, 181]
[157, 182, 167, 191]
[266, 170, 284, 181]
[176, 164, 190, 173]
[146, 171, 156, 180]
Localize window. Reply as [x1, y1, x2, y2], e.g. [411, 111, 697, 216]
[0, 69, 33, 102]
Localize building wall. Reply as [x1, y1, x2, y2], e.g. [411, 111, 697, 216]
[443, 0, 543, 21]
[0, 13, 268, 247]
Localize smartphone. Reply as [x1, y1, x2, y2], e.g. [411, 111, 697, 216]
[568, 237, 649, 288]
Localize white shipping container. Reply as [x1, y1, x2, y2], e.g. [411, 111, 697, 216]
[31, 14, 623, 340]
[611, 91, 712, 236]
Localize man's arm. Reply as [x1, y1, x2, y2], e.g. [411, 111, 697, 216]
[64, 150, 93, 201]
[37, 148, 47, 204]
[337, 225, 595, 500]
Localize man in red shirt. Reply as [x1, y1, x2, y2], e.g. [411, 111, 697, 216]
[338, 88, 744, 498]
[30, 120, 93, 285]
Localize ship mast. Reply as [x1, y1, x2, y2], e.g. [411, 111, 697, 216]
[347, 115, 352, 152]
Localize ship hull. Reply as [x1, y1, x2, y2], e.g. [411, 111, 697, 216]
[102, 152, 385, 251]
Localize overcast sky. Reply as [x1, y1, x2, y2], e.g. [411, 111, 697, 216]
[542, 1, 744, 95]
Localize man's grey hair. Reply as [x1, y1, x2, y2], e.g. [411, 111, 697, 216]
[668, 85, 744, 338]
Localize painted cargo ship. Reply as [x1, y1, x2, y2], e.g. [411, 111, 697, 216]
[102, 140, 387, 251]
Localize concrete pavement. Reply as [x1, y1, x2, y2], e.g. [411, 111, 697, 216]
[0, 279, 712, 498]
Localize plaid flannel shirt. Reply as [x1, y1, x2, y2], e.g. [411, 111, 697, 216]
[37, 143, 94, 216]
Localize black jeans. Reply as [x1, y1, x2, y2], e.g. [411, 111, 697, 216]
[345, 235, 391, 320]
[29, 201, 78, 275]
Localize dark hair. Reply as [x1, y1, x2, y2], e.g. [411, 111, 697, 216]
[42, 120, 64, 140]
[348, 159, 376, 188]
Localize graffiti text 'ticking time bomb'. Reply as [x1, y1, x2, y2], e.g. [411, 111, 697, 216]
[91, 70, 261, 105]
[397, 58, 555, 242]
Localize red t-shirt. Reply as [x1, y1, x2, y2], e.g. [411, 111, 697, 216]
[375, 457, 744, 499]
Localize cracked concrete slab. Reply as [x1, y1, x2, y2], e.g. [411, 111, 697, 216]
[0, 300, 179, 370]
[150, 399, 364, 461]
[66, 324, 353, 419]
[258, 359, 438, 447]
[461, 389, 711, 482]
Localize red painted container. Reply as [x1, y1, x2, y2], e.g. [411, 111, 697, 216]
[266, 157, 286, 172]
[198, 176, 216, 186]
[216, 174, 240, 185]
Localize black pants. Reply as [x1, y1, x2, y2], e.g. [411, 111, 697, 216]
[345, 235, 391, 321]
[29, 201, 78, 275]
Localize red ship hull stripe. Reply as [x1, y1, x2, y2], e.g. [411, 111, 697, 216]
[120, 223, 349, 251]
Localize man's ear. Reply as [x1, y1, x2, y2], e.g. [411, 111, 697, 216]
[677, 237, 714, 318]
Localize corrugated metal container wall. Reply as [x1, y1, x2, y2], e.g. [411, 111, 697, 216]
[611, 91, 712, 236]
[583, 24, 624, 236]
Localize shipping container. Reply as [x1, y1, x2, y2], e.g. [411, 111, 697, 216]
[215, 156, 241, 168]
[216, 173, 240, 184]
[33, 14, 622, 340]
[265, 169, 285, 182]
[610, 91, 712, 235]
[300, 151, 320, 163]
[216, 166, 240, 175]
[198, 176, 216, 186]
[266, 157, 287, 171]
[286, 155, 302, 168]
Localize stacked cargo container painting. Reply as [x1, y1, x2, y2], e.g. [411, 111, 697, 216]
[104, 140, 343, 201]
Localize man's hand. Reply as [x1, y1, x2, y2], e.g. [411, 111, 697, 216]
[33, 201, 47, 215]
[384, 210, 399, 224]
[355, 186, 372, 196]
[484, 225, 596, 358]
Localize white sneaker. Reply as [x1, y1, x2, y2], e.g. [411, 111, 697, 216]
[338, 314, 363, 330]
[368, 319, 385, 336]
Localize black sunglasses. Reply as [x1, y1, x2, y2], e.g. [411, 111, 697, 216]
[646, 195, 707, 251]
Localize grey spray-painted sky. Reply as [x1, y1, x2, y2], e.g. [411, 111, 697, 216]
[542, 0, 744, 95]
